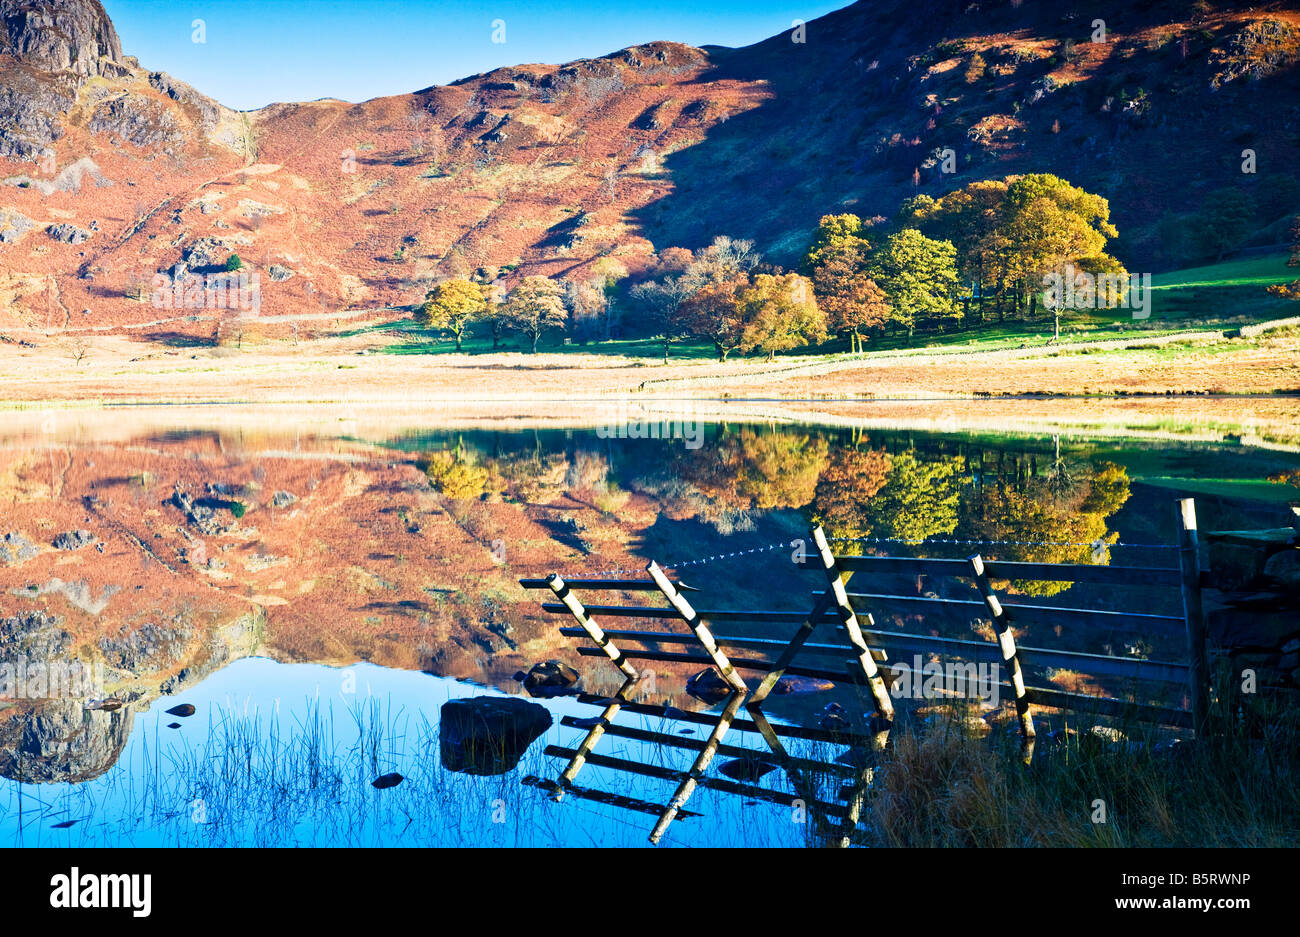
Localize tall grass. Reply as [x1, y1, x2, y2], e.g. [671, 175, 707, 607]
[865, 690, 1300, 847]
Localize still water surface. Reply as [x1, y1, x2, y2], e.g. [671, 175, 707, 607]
[1, 408, 1296, 845]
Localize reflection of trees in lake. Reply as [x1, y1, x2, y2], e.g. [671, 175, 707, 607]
[961, 442, 1131, 596]
[416, 429, 1133, 589]
[628, 428, 828, 534]
[811, 448, 964, 547]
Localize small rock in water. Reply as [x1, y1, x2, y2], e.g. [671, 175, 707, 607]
[166, 722, 182, 729]
[50, 820, 78, 829]
[818, 702, 850, 732]
[86, 698, 123, 712]
[771, 675, 835, 695]
[166, 703, 196, 717]
[718, 756, 776, 782]
[371, 772, 404, 789]
[686, 668, 732, 704]
[520, 659, 582, 698]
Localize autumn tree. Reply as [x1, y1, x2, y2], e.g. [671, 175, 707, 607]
[736, 272, 826, 359]
[901, 174, 1120, 323]
[803, 214, 889, 351]
[679, 277, 749, 361]
[641, 428, 829, 532]
[809, 446, 893, 547]
[418, 278, 489, 351]
[852, 451, 964, 543]
[870, 228, 961, 338]
[501, 275, 567, 352]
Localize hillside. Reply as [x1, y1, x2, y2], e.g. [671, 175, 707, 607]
[1, 0, 1299, 341]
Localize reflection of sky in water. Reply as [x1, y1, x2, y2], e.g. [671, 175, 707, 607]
[2, 659, 828, 847]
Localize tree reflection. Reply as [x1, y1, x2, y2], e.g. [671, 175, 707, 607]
[961, 440, 1131, 596]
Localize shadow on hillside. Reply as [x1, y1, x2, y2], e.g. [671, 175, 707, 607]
[135, 331, 215, 348]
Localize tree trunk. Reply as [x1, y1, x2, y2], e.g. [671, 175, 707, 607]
[531, 332, 540, 353]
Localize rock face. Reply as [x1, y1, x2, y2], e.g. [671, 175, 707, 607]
[0, 700, 133, 784]
[439, 696, 551, 775]
[46, 223, 91, 244]
[0, 0, 122, 76]
[0, 531, 38, 564]
[51, 528, 95, 549]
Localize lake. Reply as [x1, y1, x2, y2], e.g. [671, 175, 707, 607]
[2, 401, 1297, 846]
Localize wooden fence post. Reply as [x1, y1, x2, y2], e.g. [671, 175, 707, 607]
[554, 675, 640, 796]
[969, 553, 1035, 741]
[748, 590, 836, 707]
[1176, 498, 1209, 737]
[546, 573, 640, 680]
[811, 527, 894, 722]
[646, 561, 748, 692]
[649, 691, 747, 845]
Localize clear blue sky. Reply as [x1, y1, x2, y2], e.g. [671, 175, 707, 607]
[103, 0, 852, 110]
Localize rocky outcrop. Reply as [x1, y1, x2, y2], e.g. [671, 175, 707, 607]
[148, 70, 231, 138]
[0, 64, 77, 159]
[0, 531, 38, 564]
[0, 609, 69, 659]
[51, 529, 95, 550]
[46, 223, 91, 245]
[0, 700, 133, 784]
[86, 88, 182, 149]
[0, 0, 122, 76]
[0, 208, 36, 244]
[439, 696, 551, 775]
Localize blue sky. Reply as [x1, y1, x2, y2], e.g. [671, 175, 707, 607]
[103, 1, 851, 110]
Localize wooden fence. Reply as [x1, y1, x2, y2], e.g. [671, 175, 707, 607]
[519, 497, 1208, 842]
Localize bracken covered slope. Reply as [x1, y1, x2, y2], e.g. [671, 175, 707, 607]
[1, 0, 1299, 337]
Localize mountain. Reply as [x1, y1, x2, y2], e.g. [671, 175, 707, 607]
[1, 0, 1299, 339]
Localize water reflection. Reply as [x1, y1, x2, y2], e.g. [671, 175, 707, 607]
[0, 413, 1297, 844]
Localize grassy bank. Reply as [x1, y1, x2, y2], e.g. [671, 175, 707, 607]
[865, 691, 1299, 847]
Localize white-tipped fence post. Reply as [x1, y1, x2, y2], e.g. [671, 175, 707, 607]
[811, 526, 894, 722]
[547, 573, 640, 680]
[647, 560, 748, 693]
[969, 553, 1035, 742]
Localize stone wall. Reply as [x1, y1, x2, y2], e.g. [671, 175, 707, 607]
[1204, 523, 1300, 690]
